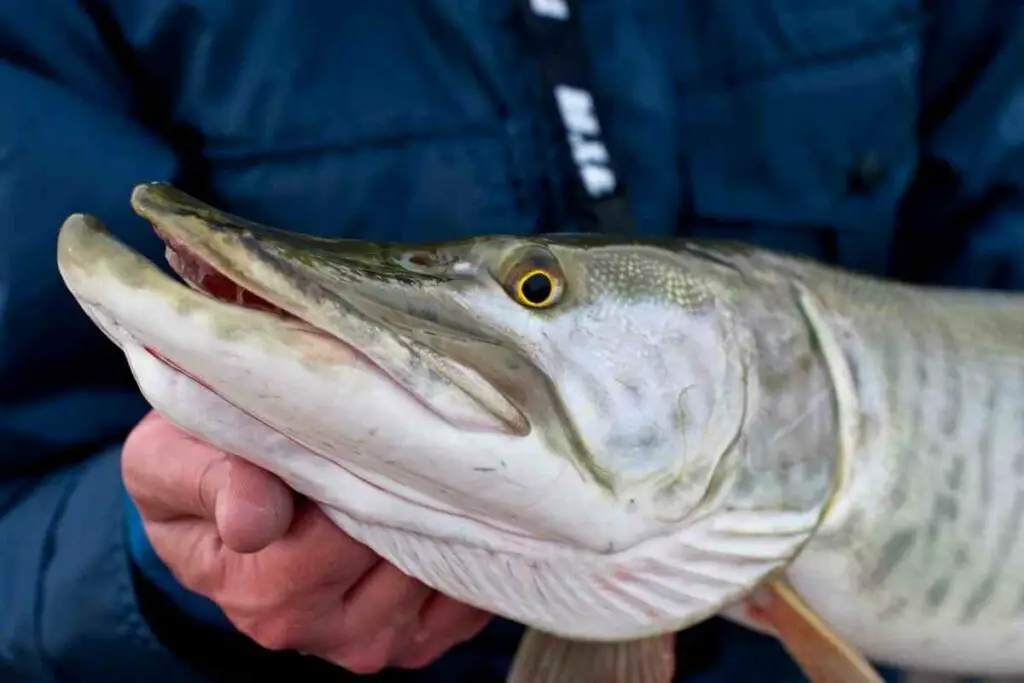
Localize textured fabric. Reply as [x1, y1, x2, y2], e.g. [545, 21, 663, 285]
[1, 1, 1021, 681]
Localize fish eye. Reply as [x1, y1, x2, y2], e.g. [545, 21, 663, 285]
[496, 244, 567, 309]
[513, 268, 562, 308]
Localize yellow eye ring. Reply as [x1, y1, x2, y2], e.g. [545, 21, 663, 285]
[513, 268, 561, 308]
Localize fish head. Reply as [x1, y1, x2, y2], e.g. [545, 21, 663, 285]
[56, 184, 840, 640]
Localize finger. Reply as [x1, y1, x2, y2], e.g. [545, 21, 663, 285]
[123, 412, 294, 554]
[318, 590, 424, 674]
[122, 413, 230, 522]
[262, 502, 380, 588]
[341, 562, 434, 636]
[162, 503, 353, 605]
[216, 454, 294, 553]
[391, 594, 493, 669]
[322, 623, 402, 675]
[145, 517, 229, 596]
[216, 503, 379, 611]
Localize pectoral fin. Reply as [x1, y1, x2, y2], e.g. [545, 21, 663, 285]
[507, 628, 675, 683]
[748, 578, 884, 683]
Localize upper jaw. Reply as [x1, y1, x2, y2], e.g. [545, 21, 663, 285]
[122, 183, 530, 436]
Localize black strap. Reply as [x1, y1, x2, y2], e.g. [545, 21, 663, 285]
[520, 0, 636, 234]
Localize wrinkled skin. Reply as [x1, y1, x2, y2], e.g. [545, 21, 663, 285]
[124, 411, 491, 673]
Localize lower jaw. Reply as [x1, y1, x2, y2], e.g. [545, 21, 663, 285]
[139, 339, 523, 540]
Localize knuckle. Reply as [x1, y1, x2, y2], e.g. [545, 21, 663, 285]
[328, 628, 399, 675]
[174, 562, 224, 600]
[154, 535, 226, 598]
[241, 579, 299, 615]
[217, 593, 282, 625]
[237, 613, 305, 652]
[214, 574, 295, 618]
[332, 647, 392, 675]
[393, 645, 444, 670]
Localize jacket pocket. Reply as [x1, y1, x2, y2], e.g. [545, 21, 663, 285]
[675, 0, 927, 231]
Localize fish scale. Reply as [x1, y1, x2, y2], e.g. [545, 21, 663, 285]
[781, 264, 1024, 675]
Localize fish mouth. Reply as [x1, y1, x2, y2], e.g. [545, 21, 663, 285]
[59, 182, 528, 437]
[55, 188, 633, 553]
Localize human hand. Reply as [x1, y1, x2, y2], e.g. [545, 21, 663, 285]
[122, 410, 492, 673]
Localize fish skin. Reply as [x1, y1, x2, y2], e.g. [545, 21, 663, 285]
[55, 183, 1024, 681]
[730, 248, 1024, 676]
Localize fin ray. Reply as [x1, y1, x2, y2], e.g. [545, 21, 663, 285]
[749, 578, 884, 683]
[508, 628, 675, 683]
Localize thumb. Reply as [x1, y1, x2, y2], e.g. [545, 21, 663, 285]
[215, 455, 295, 553]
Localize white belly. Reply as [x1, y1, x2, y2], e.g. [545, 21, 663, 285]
[782, 546, 1024, 676]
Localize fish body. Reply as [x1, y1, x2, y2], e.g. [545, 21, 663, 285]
[55, 183, 1024, 680]
[741, 256, 1024, 676]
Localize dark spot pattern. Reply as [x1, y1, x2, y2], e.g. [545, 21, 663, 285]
[867, 530, 916, 588]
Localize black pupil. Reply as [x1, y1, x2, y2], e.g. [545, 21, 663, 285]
[520, 272, 552, 304]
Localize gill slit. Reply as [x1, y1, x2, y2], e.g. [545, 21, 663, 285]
[792, 282, 862, 534]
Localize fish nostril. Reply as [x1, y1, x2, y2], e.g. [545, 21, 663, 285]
[398, 251, 437, 270]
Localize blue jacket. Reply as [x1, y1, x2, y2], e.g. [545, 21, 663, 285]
[1, 1, 1021, 681]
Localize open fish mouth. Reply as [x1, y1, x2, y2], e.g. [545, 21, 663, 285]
[58, 182, 528, 438]
[114, 222, 316, 380]
[160, 224, 300, 324]
[53, 185, 606, 556]
[54, 209, 401, 451]
[55, 188, 563, 553]
[143, 221, 414, 410]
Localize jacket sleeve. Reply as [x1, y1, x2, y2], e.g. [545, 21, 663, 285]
[0, 8, 387, 682]
[0, 4, 261, 680]
[895, 2, 1024, 290]
[0, 7, 211, 681]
